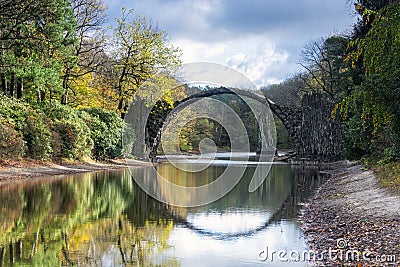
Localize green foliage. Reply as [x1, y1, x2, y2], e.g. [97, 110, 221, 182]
[374, 161, 400, 191]
[0, 2, 178, 161]
[179, 118, 215, 152]
[0, 94, 52, 159]
[0, 94, 32, 128]
[113, 8, 181, 115]
[0, 94, 133, 161]
[40, 101, 93, 159]
[80, 108, 133, 160]
[342, 115, 370, 160]
[0, 117, 25, 158]
[341, 2, 400, 162]
[0, 0, 77, 101]
[23, 115, 53, 160]
[275, 118, 289, 149]
[211, 94, 260, 151]
[262, 75, 304, 108]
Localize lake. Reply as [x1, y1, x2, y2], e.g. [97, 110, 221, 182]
[0, 157, 325, 266]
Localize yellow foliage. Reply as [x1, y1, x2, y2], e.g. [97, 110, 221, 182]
[68, 70, 118, 110]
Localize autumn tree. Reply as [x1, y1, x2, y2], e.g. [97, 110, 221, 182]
[340, 2, 400, 160]
[61, 0, 107, 105]
[111, 8, 181, 117]
[300, 36, 351, 101]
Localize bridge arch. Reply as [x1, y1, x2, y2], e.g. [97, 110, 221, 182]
[147, 86, 302, 159]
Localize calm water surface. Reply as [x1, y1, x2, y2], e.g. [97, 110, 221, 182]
[0, 156, 325, 266]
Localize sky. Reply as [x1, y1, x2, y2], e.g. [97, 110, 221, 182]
[105, 0, 357, 87]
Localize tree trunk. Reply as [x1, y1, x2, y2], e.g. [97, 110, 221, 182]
[37, 90, 41, 103]
[9, 243, 14, 264]
[16, 240, 22, 260]
[30, 231, 39, 259]
[40, 90, 46, 103]
[118, 98, 125, 118]
[36, 89, 46, 103]
[16, 78, 23, 99]
[61, 70, 70, 105]
[118, 219, 127, 264]
[62, 231, 72, 265]
[9, 73, 15, 98]
[0, 73, 7, 94]
[61, 93, 68, 105]
[0, 246, 5, 266]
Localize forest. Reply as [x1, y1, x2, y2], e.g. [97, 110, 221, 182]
[264, 0, 400, 164]
[0, 0, 180, 161]
[0, 0, 399, 173]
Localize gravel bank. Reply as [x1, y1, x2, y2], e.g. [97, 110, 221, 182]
[300, 163, 400, 267]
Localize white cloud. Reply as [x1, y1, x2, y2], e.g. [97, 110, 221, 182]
[108, 0, 356, 87]
[110, 0, 355, 43]
[226, 44, 289, 86]
[173, 39, 228, 62]
[173, 36, 292, 87]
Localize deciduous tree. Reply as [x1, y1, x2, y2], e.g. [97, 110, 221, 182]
[111, 8, 181, 117]
[61, 0, 107, 104]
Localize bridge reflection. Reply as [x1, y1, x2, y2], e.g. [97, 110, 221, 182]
[129, 163, 326, 240]
[0, 164, 325, 266]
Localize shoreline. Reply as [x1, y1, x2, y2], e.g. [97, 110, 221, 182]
[2, 158, 399, 265]
[0, 158, 153, 183]
[299, 162, 400, 266]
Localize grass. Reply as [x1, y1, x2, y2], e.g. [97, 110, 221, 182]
[373, 161, 400, 192]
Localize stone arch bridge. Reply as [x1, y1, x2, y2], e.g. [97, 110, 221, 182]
[131, 87, 342, 161]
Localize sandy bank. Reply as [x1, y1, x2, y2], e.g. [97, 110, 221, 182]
[300, 163, 400, 266]
[0, 159, 153, 183]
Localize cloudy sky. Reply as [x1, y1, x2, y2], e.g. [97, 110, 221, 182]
[106, 0, 357, 87]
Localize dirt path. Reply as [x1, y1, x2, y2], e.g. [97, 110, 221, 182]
[300, 163, 400, 266]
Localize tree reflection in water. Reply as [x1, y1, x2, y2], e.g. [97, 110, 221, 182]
[0, 170, 177, 266]
[0, 164, 325, 266]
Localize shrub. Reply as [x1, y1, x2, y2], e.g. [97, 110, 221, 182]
[0, 117, 25, 159]
[80, 108, 133, 160]
[52, 118, 92, 159]
[0, 94, 133, 161]
[0, 95, 52, 160]
[342, 116, 370, 160]
[0, 94, 31, 130]
[23, 115, 53, 160]
[39, 101, 93, 159]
